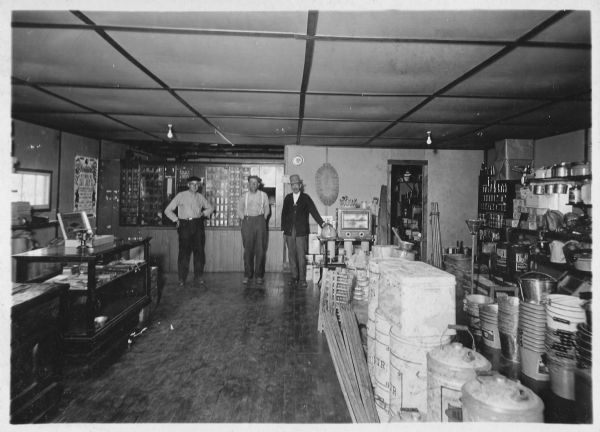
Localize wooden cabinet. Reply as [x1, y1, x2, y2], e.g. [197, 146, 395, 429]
[13, 238, 151, 375]
[11, 282, 68, 423]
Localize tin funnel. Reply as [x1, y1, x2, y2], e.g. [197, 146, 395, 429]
[465, 219, 483, 235]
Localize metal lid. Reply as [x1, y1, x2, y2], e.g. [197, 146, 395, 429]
[427, 342, 491, 371]
[461, 373, 544, 412]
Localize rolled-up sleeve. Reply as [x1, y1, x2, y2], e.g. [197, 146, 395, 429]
[263, 192, 271, 219]
[200, 194, 213, 217]
[164, 194, 180, 222]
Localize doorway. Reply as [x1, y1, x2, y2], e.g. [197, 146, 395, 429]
[389, 161, 428, 261]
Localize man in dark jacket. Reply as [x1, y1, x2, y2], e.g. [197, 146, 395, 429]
[281, 174, 325, 287]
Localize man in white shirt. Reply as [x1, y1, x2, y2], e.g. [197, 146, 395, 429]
[237, 175, 270, 285]
[164, 176, 213, 287]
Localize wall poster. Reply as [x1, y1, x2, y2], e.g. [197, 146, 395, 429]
[74, 155, 98, 216]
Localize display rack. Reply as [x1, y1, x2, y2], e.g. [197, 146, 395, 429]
[118, 162, 282, 228]
[119, 163, 140, 226]
[477, 168, 518, 229]
[139, 165, 165, 226]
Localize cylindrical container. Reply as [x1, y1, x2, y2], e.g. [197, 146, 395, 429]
[361, 240, 370, 252]
[569, 184, 581, 204]
[368, 261, 380, 322]
[547, 358, 576, 400]
[343, 240, 353, 257]
[374, 379, 390, 423]
[327, 240, 336, 256]
[479, 304, 501, 350]
[570, 162, 591, 176]
[519, 346, 549, 382]
[552, 162, 570, 178]
[461, 373, 544, 422]
[493, 242, 509, 279]
[498, 296, 520, 363]
[574, 368, 593, 423]
[367, 318, 376, 381]
[388, 327, 448, 416]
[508, 243, 530, 282]
[463, 294, 493, 343]
[581, 179, 592, 204]
[518, 271, 557, 304]
[374, 309, 392, 391]
[426, 342, 491, 422]
[552, 183, 569, 194]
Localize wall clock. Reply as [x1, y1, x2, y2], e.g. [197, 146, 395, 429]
[292, 154, 304, 166]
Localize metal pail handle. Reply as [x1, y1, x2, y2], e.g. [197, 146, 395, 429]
[444, 324, 475, 350]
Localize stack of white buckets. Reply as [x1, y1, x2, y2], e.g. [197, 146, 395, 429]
[367, 258, 464, 421]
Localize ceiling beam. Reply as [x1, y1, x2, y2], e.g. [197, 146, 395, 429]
[12, 20, 590, 50]
[447, 89, 592, 143]
[11, 77, 166, 142]
[15, 81, 589, 102]
[70, 10, 235, 147]
[363, 10, 575, 146]
[296, 10, 318, 145]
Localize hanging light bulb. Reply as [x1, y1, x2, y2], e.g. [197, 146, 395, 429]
[426, 131, 432, 145]
[167, 124, 174, 139]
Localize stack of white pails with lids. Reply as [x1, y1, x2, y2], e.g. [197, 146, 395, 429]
[372, 259, 456, 421]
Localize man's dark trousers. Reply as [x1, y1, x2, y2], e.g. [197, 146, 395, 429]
[241, 215, 266, 279]
[285, 227, 308, 282]
[178, 218, 205, 282]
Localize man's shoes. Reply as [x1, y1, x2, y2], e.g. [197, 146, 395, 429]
[256, 278, 264, 285]
[178, 280, 185, 287]
[194, 277, 205, 285]
[287, 279, 297, 287]
[299, 281, 308, 288]
[242, 277, 249, 284]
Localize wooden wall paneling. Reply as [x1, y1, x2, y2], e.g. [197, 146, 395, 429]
[121, 227, 281, 274]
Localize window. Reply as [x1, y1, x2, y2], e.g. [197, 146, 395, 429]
[11, 169, 52, 210]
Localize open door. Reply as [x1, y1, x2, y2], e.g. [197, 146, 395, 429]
[389, 161, 428, 261]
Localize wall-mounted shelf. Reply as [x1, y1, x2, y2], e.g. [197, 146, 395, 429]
[525, 174, 591, 184]
[11, 220, 58, 230]
[509, 227, 592, 244]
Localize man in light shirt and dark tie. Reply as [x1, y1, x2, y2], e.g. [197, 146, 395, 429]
[237, 175, 270, 285]
[164, 176, 213, 287]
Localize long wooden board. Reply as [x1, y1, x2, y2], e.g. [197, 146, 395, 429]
[376, 185, 389, 245]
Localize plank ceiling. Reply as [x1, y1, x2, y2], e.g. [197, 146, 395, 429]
[11, 9, 591, 159]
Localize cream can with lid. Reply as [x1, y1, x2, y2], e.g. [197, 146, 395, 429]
[426, 342, 491, 422]
[461, 372, 544, 422]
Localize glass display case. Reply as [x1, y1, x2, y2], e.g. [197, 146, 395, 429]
[12, 238, 151, 374]
[11, 282, 69, 423]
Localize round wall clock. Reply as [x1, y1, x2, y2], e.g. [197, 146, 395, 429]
[292, 154, 304, 166]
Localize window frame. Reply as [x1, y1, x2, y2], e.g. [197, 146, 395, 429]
[12, 168, 53, 211]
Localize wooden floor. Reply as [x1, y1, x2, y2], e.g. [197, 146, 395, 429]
[52, 272, 351, 423]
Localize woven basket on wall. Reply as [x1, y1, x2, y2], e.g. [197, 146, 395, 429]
[315, 163, 339, 206]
